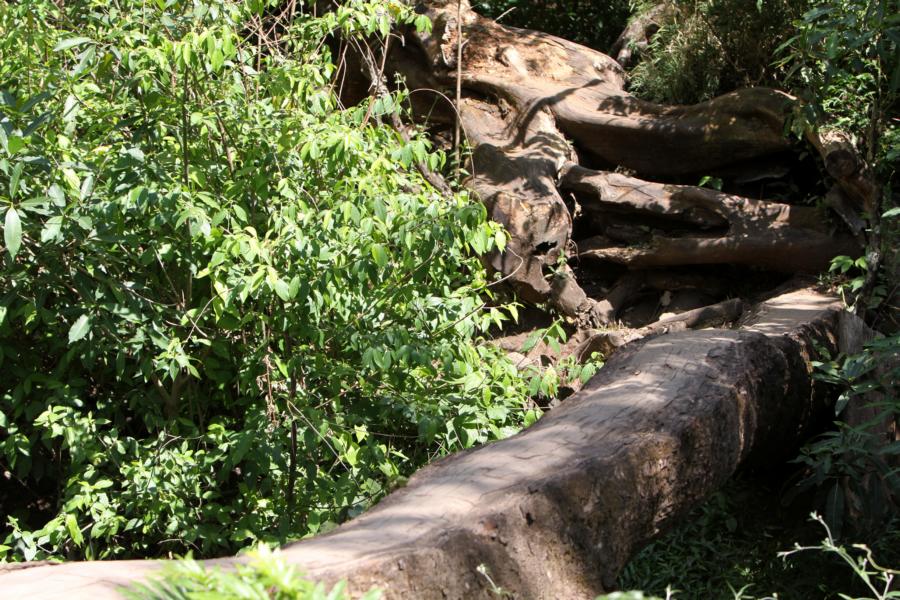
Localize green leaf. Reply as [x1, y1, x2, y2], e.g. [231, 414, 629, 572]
[5, 136, 25, 156]
[68, 314, 92, 344]
[9, 162, 23, 200]
[54, 37, 93, 51]
[23, 111, 52, 137]
[524, 409, 540, 427]
[66, 514, 84, 546]
[371, 243, 389, 268]
[48, 184, 66, 207]
[80, 174, 95, 200]
[209, 47, 224, 71]
[62, 95, 79, 126]
[274, 278, 292, 301]
[4, 206, 22, 259]
[72, 46, 97, 78]
[521, 330, 542, 353]
[41, 216, 64, 242]
[824, 484, 845, 538]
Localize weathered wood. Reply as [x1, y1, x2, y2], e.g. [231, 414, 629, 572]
[1, 289, 873, 599]
[573, 298, 744, 360]
[644, 298, 744, 333]
[560, 164, 729, 229]
[562, 164, 860, 273]
[374, 1, 866, 314]
[579, 231, 859, 273]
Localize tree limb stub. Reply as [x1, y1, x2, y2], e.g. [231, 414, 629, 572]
[2, 289, 873, 599]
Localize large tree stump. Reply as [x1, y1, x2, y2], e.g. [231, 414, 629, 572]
[1, 289, 873, 599]
[365, 0, 870, 321]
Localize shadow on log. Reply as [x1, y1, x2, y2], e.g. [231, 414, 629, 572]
[1, 289, 874, 599]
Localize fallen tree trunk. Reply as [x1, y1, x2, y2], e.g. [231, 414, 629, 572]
[1, 289, 872, 599]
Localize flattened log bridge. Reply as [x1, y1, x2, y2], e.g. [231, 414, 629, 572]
[1, 289, 873, 599]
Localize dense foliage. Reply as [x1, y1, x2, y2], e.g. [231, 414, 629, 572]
[781, 0, 898, 330]
[0, 0, 537, 561]
[472, 0, 630, 51]
[779, 0, 899, 170]
[779, 0, 899, 544]
[627, 0, 808, 104]
[795, 336, 900, 542]
[126, 544, 381, 600]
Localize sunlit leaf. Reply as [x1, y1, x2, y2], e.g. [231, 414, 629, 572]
[4, 206, 21, 259]
[68, 314, 92, 344]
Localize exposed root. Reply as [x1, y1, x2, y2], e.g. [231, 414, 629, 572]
[373, 1, 868, 320]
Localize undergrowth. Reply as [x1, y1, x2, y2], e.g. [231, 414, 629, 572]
[616, 478, 900, 599]
[0, 0, 540, 561]
[627, 0, 807, 104]
[125, 544, 381, 600]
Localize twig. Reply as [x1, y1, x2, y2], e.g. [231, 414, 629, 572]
[453, 0, 464, 175]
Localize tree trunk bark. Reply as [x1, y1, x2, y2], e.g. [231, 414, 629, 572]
[0, 289, 873, 599]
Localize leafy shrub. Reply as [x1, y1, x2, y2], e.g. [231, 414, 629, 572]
[518, 319, 604, 401]
[627, 0, 808, 104]
[126, 543, 380, 600]
[472, 0, 631, 51]
[780, 4, 898, 535]
[793, 335, 900, 540]
[779, 0, 898, 325]
[0, 0, 534, 561]
[778, 0, 899, 170]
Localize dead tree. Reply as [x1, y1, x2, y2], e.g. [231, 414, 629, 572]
[369, 0, 872, 326]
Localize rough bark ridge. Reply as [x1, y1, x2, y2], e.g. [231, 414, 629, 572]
[0, 290, 871, 599]
[375, 0, 870, 324]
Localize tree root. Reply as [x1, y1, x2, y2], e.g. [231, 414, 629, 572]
[373, 0, 870, 320]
